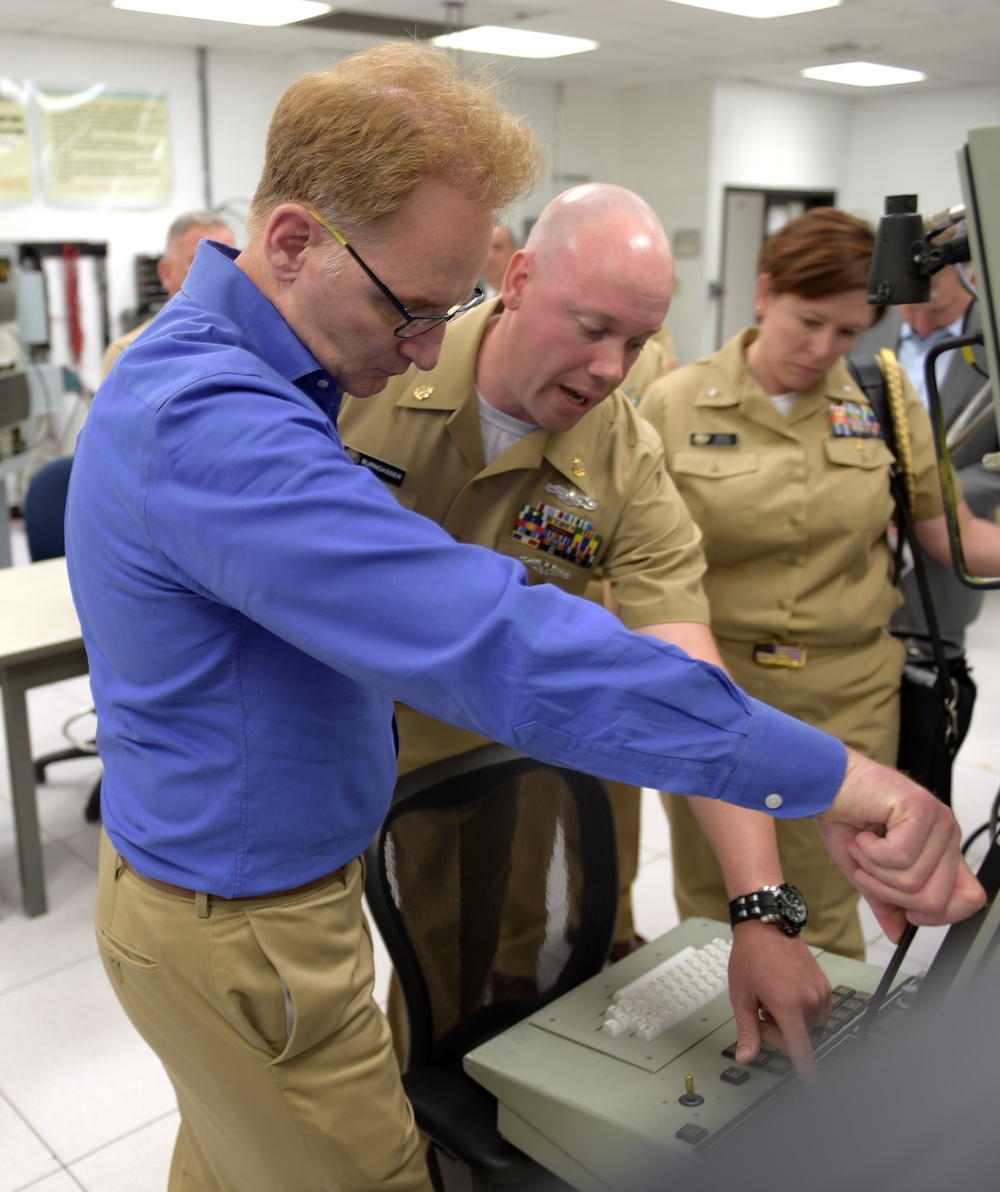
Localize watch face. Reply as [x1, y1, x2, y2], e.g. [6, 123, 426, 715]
[776, 884, 808, 927]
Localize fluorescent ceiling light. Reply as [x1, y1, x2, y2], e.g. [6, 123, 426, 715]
[111, 0, 330, 26]
[661, 0, 839, 16]
[801, 61, 926, 87]
[432, 26, 598, 59]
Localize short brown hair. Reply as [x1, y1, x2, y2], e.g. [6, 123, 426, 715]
[758, 207, 875, 299]
[247, 43, 543, 239]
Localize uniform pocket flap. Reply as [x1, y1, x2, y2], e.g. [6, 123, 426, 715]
[823, 437, 895, 471]
[671, 450, 758, 479]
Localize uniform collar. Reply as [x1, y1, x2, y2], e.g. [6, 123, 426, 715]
[694, 327, 870, 434]
[389, 297, 627, 489]
[394, 298, 500, 413]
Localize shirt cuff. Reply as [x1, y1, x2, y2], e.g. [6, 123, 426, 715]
[722, 698, 848, 817]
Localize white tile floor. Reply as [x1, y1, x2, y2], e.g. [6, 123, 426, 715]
[1, 521, 997, 1190]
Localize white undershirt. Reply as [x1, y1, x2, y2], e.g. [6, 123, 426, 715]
[769, 392, 797, 419]
[477, 391, 537, 464]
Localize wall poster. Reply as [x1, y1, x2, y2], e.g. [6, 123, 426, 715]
[38, 85, 172, 206]
[0, 79, 34, 204]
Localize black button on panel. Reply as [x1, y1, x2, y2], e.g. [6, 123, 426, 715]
[720, 1065, 751, 1085]
[676, 1123, 709, 1145]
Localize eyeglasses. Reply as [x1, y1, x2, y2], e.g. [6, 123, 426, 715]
[309, 209, 485, 339]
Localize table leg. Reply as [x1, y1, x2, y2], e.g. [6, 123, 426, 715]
[2, 670, 48, 917]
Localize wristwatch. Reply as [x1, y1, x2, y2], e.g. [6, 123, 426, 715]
[729, 883, 808, 936]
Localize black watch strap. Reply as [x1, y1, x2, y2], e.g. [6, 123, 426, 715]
[729, 883, 808, 936]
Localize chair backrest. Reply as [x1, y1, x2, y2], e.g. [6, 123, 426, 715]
[364, 744, 619, 1071]
[22, 456, 73, 561]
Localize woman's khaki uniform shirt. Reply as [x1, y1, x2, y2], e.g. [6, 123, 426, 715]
[641, 327, 946, 956]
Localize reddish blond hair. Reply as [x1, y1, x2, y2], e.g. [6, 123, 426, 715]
[248, 43, 542, 239]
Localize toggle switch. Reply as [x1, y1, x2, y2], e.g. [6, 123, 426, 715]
[679, 1072, 704, 1107]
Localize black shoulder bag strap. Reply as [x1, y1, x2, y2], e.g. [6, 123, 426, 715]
[847, 354, 960, 753]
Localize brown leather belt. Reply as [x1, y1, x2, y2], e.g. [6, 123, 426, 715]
[120, 856, 349, 901]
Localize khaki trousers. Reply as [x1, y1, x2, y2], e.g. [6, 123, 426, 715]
[664, 632, 905, 961]
[608, 780, 641, 942]
[96, 831, 432, 1192]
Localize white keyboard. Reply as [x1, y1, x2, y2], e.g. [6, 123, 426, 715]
[600, 937, 732, 1042]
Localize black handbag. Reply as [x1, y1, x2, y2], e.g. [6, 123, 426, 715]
[848, 351, 976, 806]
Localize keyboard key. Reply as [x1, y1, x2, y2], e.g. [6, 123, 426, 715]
[676, 1123, 709, 1145]
[720, 1066, 751, 1085]
[601, 938, 731, 1042]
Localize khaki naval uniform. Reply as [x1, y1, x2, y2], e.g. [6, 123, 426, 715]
[619, 322, 677, 408]
[338, 301, 708, 1054]
[641, 327, 945, 958]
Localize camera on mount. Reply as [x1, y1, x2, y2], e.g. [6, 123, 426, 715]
[868, 194, 970, 305]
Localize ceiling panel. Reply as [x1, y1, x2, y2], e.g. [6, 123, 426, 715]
[0, 0, 994, 92]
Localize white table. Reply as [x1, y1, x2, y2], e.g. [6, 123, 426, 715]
[0, 557, 88, 916]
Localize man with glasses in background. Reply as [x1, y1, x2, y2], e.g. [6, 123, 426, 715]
[66, 43, 984, 1192]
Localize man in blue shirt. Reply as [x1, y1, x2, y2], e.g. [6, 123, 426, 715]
[67, 42, 983, 1192]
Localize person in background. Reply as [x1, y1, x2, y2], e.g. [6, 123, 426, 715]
[854, 229, 995, 798]
[480, 222, 518, 298]
[642, 206, 1000, 962]
[341, 182, 831, 1071]
[619, 319, 677, 407]
[102, 210, 236, 374]
[67, 39, 982, 1191]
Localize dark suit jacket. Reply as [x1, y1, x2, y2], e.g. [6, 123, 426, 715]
[852, 302, 997, 655]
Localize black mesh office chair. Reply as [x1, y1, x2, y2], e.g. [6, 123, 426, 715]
[22, 456, 102, 823]
[364, 744, 619, 1191]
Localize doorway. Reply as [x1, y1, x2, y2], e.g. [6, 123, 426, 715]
[716, 187, 836, 348]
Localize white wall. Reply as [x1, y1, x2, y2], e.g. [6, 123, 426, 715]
[493, 76, 561, 238]
[696, 82, 853, 360]
[843, 85, 1000, 223]
[617, 80, 714, 365]
[204, 49, 293, 237]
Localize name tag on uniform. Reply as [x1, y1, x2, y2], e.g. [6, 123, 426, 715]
[512, 502, 602, 569]
[828, 402, 883, 439]
[344, 446, 406, 487]
[689, 432, 739, 447]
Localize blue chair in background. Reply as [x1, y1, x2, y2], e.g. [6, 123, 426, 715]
[22, 456, 102, 823]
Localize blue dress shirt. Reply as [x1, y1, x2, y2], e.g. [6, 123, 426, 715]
[66, 242, 846, 895]
[897, 315, 965, 409]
